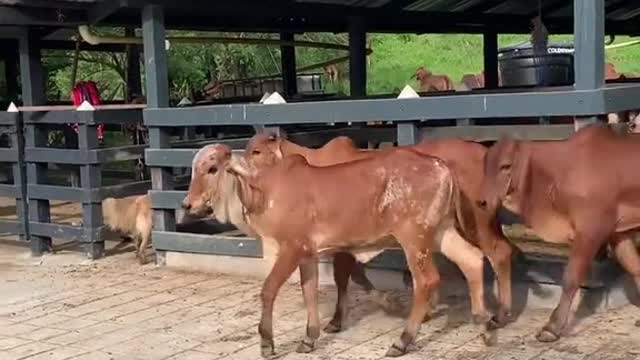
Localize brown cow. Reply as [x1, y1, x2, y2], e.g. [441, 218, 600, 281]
[461, 72, 486, 90]
[183, 141, 392, 317]
[415, 67, 455, 92]
[246, 132, 514, 332]
[188, 141, 475, 357]
[478, 125, 640, 343]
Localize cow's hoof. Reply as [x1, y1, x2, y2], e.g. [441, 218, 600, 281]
[486, 314, 509, 331]
[472, 314, 491, 325]
[635, 320, 640, 327]
[536, 329, 560, 343]
[323, 321, 342, 333]
[385, 343, 408, 358]
[482, 330, 498, 346]
[295, 340, 315, 353]
[260, 340, 275, 358]
[138, 255, 146, 265]
[422, 313, 432, 323]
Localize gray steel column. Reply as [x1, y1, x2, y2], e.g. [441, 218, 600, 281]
[280, 32, 297, 98]
[19, 28, 50, 255]
[573, 0, 605, 131]
[397, 122, 418, 146]
[142, 5, 175, 248]
[349, 17, 367, 98]
[78, 123, 104, 259]
[125, 27, 142, 100]
[483, 30, 499, 89]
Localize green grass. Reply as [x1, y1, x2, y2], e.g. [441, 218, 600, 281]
[363, 34, 640, 94]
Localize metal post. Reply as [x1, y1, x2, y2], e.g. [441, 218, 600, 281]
[19, 27, 50, 255]
[280, 32, 297, 99]
[483, 30, 499, 89]
[348, 17, 367, 98]
[142, 5, 175, 253]
[4, 43, 19, 102]
[125, 27, 142, 100]
[78, 123, 104, 259]
[11, 114, 29, 241]
[573, 0, 605, 131]
[397, 122, 418, 146]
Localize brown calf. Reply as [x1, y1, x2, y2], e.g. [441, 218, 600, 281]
[415, 67, 455, 92]
[183, 140, 399, 331]
[250, 132, 514, 331]
[479, 125, 640, 343]
[197, 142, 471, 357]
[102, 195, 153, 264]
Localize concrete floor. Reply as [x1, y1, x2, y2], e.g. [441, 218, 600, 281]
[1, 241, 640, 360]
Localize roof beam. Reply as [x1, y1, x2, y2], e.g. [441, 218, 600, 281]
[88, 0, 135, 24]
[0, 6, 87, 26]
[379, 0, 419, 12]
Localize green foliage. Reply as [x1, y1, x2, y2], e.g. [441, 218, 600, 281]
[41, 28, 640, 102]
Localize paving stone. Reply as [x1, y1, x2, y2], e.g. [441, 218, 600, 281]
[19, 327, 69, 341]
[0, 323, 41, 337]
[20, 345, 87, 360]
[46, 322, 125, 346]
[0, 336, 32, 351]
[2, 341, 56, 360]
[101, 331, 200, 359]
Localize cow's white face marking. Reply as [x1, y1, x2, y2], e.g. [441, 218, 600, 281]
[268, 199, 274, 209]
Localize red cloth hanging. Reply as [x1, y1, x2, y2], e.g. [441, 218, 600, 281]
[71, 81, 104, 144]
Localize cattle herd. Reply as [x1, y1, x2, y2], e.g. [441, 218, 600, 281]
[100, 121, 640, 358]
[182, 123, 640, 357]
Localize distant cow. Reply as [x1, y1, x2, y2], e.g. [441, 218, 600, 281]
[415, 66, 455, 92]
[479, 125, 640, 343]
[461, 72, 486, 90]
[186, 140, 475, 357]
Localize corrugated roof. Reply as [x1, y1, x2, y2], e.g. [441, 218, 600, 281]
[0, 0, 639, 35]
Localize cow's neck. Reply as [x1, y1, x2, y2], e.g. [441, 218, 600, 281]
[211, 172, 258, 238]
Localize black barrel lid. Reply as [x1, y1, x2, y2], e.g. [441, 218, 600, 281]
[498, 41, 574, 56]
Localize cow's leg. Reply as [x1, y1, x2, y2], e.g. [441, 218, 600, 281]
[537, 226, 607, 342]
[386, 235, 440, 357]
[325, 253, 356, 333]
[297, 258, 320, 353]
[350, 260, 374, 291]
[438, 227, 489, 323]
[259, 247, 300, 357]
[483, 230, 514, 330]
[611, 234, 640, 299]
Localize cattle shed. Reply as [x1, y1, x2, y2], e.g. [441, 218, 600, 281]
[0, 0, 638, 303]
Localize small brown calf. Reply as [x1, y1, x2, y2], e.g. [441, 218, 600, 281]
[215, 141, 474, 357]
[102, 195, 152, 264]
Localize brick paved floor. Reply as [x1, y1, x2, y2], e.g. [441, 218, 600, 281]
[1, 241, 640, 360]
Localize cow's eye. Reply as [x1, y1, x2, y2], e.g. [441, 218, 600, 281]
[252, 149, 261, 155]
[208, 167, 217, 174]
[500, 164, 511, 171]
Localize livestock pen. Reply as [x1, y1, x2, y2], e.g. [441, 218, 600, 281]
[1, 0, 639, 309]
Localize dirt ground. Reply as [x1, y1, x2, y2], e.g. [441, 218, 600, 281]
[1, 240, 640, 360]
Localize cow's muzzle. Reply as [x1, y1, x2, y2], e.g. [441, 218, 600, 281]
[181, 200, 192, 210]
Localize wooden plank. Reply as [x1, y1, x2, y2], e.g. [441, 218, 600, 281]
[152, 231, 262, 258]
[29, 222, 105, 243]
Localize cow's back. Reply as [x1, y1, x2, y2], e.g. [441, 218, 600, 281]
[412, 139, 486, 202]
[255, 149, 454, 248]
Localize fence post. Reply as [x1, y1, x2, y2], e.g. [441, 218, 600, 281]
[19, 27, 51, 256]
[573, 0, 605, 131]
[142, 4, 174, 265]
[78, 121, 104, 259]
